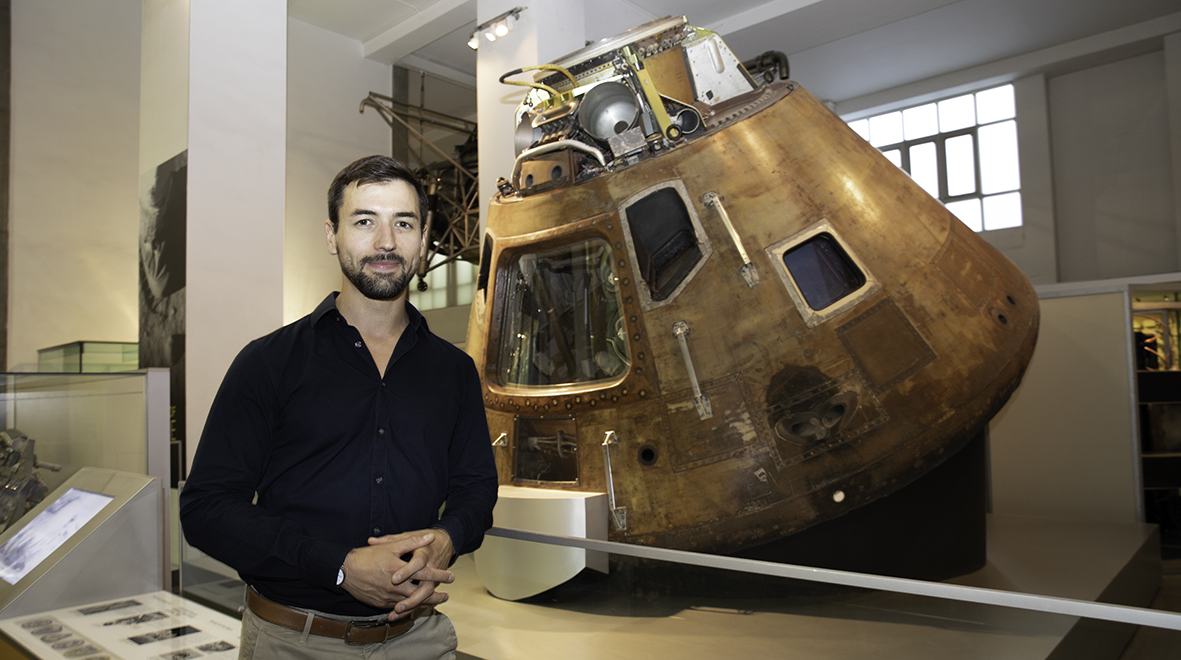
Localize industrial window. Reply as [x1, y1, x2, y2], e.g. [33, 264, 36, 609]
[408, 260, 478, 311]
[496, 237, 631, 388]
[782, 234, 867, 310]
[846, 84, 1021, 233]
[623, 187, 703, 301]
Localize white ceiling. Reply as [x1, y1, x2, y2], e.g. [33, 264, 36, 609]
[288, 0, 1180, 111]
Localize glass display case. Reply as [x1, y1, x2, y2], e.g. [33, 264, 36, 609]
[36, 341, 140, 374]
[0, 370, 171, 581]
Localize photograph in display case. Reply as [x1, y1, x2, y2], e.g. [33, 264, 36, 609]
[0, 488, 111, 585]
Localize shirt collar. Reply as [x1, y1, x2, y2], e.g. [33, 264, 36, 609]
[311, 293, 428, 335]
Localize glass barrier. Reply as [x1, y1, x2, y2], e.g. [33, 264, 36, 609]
[446, 525, 1179, 659]
[0, 370, 172, 584]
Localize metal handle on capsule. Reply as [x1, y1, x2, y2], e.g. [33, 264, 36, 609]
[703, 191, 759, 288]
[673, 321, 712, 420]
[602, 431, 628, 531]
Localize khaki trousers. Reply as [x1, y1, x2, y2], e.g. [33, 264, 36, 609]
[239, 604, 457, 659]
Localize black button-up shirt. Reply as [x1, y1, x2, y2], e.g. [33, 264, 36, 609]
[180, 294, 498, 616]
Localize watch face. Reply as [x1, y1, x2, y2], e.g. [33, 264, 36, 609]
[337, 568, 345, 585]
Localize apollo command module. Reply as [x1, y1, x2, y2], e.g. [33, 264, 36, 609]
[465, 16, 1039, 555]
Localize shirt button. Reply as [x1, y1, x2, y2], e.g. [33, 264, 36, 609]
[377, 428, 385, 435]
[373, 527, 381, 535]
[354, 341, 363, 348]
[375, 477, 383, 484]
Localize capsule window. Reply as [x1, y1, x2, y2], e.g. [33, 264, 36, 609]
[496, 237, 630, 388]
[782, 234, 866, 310]
[624, 187, 703, 302]
[768, 220, 878, 328]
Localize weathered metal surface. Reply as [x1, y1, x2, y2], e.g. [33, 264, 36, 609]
[467, 21, 1038, 555]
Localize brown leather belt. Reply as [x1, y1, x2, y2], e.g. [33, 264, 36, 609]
[246, 588, 433, 645]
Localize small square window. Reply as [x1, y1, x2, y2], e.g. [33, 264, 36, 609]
[782, 234, 867, 311]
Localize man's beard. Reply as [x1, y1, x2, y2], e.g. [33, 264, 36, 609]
[341, 252, 414, 301]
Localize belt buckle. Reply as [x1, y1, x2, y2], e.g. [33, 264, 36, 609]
[344, 619, 390, 645]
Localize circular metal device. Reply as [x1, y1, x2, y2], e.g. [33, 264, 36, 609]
[579, 81, 639, 141]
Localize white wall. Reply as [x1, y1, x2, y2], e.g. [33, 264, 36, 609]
[1051, 50, 1175, 281]
[285, 18, 392, 325]
[8, 0, 141, 370]
[476, 0, 585, 230]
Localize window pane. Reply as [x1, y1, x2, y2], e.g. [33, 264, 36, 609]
[782, 234, 867, 310]
[848, 119, 870, 142]
[903, 103, 938, 140]
[497, 238, 631, 387]
[945, 134, 976, 196]
[979, 120, 1020, 194]
[983, 192, 1022, 230]
[882, 149, 902, 168]
[455, 261, 477, 306]
[976, 85, 1015, 124]
[938, 94, 975, 132]
[625, 187, 703, 301]
[946, 199, 982, 232]
[908, 142, 939, 197]
[410, 264, 448, 311]
[868, 111, 903, 147]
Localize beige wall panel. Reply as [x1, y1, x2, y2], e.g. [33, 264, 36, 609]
[8, 0, 141, 370]
[990, 291, 1139, 523]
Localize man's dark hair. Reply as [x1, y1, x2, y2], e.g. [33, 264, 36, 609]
[327, 155, 429, 232]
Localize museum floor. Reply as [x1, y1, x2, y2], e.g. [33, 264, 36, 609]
[177, 515, 1180, 659]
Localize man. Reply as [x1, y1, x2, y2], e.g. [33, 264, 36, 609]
[180, 155, 498, 659]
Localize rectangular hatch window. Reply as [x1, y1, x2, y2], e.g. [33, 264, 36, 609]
[623, 186, 704, 303]
[514, 416, 578, 483]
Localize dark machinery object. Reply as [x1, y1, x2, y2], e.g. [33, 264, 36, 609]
[359, 93, 482, 292]
[0, 429, 62, 531]
[742, 50, 790, 84]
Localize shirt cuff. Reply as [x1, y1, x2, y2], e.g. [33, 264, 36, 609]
[308, 541, 354, 589]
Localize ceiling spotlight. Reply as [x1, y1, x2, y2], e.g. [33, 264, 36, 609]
[470, 6, 525, 51]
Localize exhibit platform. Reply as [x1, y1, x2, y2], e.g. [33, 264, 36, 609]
[445, 514, 1166, 660]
